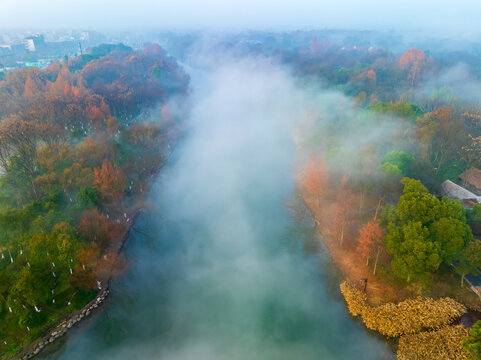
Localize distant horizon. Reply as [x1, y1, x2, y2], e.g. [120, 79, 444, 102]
[1, 0, 480, 40]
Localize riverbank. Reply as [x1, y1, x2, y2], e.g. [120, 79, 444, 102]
[10, 201, 143, 360]
[298, 176, 481, 310]
[298, 178, 409, 306]
[297, 170, 481, 358]
[8, 131, 180, 360]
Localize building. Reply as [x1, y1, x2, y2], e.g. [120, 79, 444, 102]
[459, 167, 481, 196]
[23, 35, 46, 52]
[439, 179, 481, 208]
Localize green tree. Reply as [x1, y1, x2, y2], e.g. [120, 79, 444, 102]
[467, 203, 481, 226]
[455, 242, 481, 287]
[397, 178, 440, 225]
[382, 150, 415, 174]
[429, 217, 472, 263]
[463, 320, 481, 359]
[439, 196, 466, 222]
[383, 178, 473, 284]
[387, 221, 441, 283]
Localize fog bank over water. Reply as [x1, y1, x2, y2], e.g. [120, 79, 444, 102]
[42, 59, 392, 360]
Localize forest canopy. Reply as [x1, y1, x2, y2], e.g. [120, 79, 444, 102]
[0, 43, 189, 357]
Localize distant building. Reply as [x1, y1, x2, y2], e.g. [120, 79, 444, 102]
[23, 35, 46, 52]
[459, 167, 481, 196]
[439, 179, 480, 208]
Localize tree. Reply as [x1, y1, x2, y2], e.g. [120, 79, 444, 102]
[381, 151, 415, 176]
[75, 137, 112, 167]
[366, 69, 377, 84]
[429, 217, 472, 263]
[456, 241, 481, 287]
[462, 320, 481, 359]
[357, 220, 383, 273]
[332, 189, 355, 247]
[93, 159, 125, 202]
[77, 208, 124, 247]
[388, 221, 442, 283]
[383, 178, 472, 284]
[462, 133, 481, 169]
[76, 187, 99, 208]
[0, 116, 42, 198]
[399, 48, 426, 86]
[416, 106, 465, 175]
[71, 244, 100, 289]
[24, 73, 39, 98]
[304, 154, 328, 207]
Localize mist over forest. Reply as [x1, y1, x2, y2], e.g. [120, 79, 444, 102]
[2, 2, 481, 360]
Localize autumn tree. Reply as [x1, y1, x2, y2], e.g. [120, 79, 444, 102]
[366, 69, 377, 84]
[416, 106, 465, 175]
[75, 137, 112, 167]
[93, 159, 125, 202]
[399, 48, 426, 86]
[71, 243, 100, 289]
[24, 73, 39, 98]
[77, 208, 125, 247]
[461, 133, 481, 169]
[304, 154, 328, 207]
[357, 220, 383, 273]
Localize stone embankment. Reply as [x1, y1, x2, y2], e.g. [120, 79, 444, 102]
[18, 289, 109, 360]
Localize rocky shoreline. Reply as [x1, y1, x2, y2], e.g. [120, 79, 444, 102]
[10, 209, 140, 360]
[15, 288, 110, 360]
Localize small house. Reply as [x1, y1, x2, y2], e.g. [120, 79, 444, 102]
[439, 179, 481, 208]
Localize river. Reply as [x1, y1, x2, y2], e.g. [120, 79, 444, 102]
[39, 60, 394, 360]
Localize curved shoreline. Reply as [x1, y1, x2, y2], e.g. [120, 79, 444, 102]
[10, 209, 142, 360]
[9, 133, 179, 360]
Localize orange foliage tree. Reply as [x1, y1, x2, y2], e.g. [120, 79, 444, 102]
[357, 220, 384, 273]
[304, 154, 328, 207]
[71, 244, 100, 289]
[77, 208, 125, 247]
[399, 48, 426, 86]
[366, 69, 377, 84]
[24, 73, 39, 98]
[93, 159, 126, 202]
[75, 137, 112, 167]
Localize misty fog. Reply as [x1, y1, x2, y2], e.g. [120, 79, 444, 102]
[37, 58, 394, 359]
[2, 0, 481, 40]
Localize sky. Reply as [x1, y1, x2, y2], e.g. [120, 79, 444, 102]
[1, 0, 480, 37]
